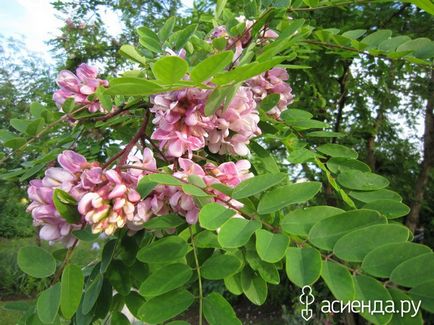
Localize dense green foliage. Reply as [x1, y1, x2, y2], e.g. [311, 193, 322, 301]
[1, 0, 434, 324]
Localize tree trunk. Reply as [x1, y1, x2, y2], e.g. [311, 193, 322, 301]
[366, 100, 385, 171]
[406, 70, 434, 233]
[333, 61, 352, 143]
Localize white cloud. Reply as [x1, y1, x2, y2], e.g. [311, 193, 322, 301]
[0, 0, 62, 61]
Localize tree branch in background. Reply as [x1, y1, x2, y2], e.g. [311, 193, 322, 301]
[406, 69, 434, 234]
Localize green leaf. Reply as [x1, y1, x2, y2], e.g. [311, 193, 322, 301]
[62, 97, 75, 113]
[333, 224, 409, 262]
[308, 209, 386, 250]
[170, 24, 198, 50]
[204, 86, 232, 116]
[280, 109, 312, 122]
[354, 275, 393, 325]
[232, 173, 286, 200]
[349, 189, 402, 203]
[111, 311, 130, 325]
[143, 214, 185, 229]
[158, 16, 176, 42]
[139, 263, 192, 296]
[215, 0, 227, 19]
[37, 283, 61, 324]
[82, 274, 103, 314]
[218, 219, 261, 248]
[255, 229, 289, 263]
[195, 230, 220, 248]
[53, 188, 81, 223]
[107, 78, 163, 96]
[106, 260, 131, 296]
[72, 227, 99, 241]
[326, 157, 371, 173]
[201, 254, 242, 280]
[342, 29, 366, 40]
[241, 268, 268, 305]
[257, 182, 321, 214]
[378, 36, 411, 52]
[259, 93, 281, 112]
[140, 173, 184, 186]
[388, 288, 424, 324]
[119, 45, 147, 65]
[361, 29, 392, 48]
[281, 206, 344, 236]
[100, 239, 117, 273]
[60, 264, 84, 319]
[362, 242, 432, 278]
[17, 246, 56, 278]
[396, 37, 434, 59]
[250, 141, 280, 174]
[285, 247, 321, 287]
[30, 102, 46, 118]
[191, 51, 234, 82]
[337, 170, 390, 191]
[212, 57, 287, 85]
[306, 131, 345, 138]
[3, 137, 26, 149]
[138, 289, 194, 324]
[390, 253, 434, 287]
[152, 56, 188, 83]
[137, 26, 161, 52]
[125, 291, 145, 319]
[288, 119, 329, 130]
[204, 292, 241, 325]
[199, 203, 236, 230]
[224, 273, 243, 295]
[181, 184, 209, 197]
[363, 199, 410, 219]
[137, 177, 157, 199]
[316, 144, 358, 159]
[287, 148, 317, 164]
[409, 280, 434, 313]
[10, 118, 32, 134]
[321, 260, 354, 301]
[137, 236, 188, 263]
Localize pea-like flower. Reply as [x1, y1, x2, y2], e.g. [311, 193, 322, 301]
[53, 63, 110, 113]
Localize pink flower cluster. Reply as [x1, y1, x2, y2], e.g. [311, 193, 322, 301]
[27, 149, 253, 246]
[210, 17, 278, 59]
[150, 86, 261, 158]
[53, 63, 109, 113]
[246, 68, 294, 119]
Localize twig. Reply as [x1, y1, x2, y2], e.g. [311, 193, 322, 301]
[189, 226, 203, 325]
[102, 113, 150, 169]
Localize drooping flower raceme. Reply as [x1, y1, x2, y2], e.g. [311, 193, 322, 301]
[27, 149, 255, 245]
[53, 63, 110, 113]
[27, 150, 90, 247]
[150, 88, 212, 158]
[150, 86, 261, 158]
[207, 86, 261, 156]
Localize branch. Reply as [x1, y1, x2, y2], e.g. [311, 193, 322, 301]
[189, 226, 203, 325]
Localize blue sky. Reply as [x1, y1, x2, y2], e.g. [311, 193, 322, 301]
[0, 0, 192, 61]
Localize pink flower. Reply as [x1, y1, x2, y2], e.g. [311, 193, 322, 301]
[150, 88, 212, 158]
[207, 87, 261, 156]
[53, 63, 110, 113]
[246, 67, 294, 118]
[58, 150, 88, 173]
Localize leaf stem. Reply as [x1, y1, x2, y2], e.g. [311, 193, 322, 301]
[189, 226, 203, 325]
